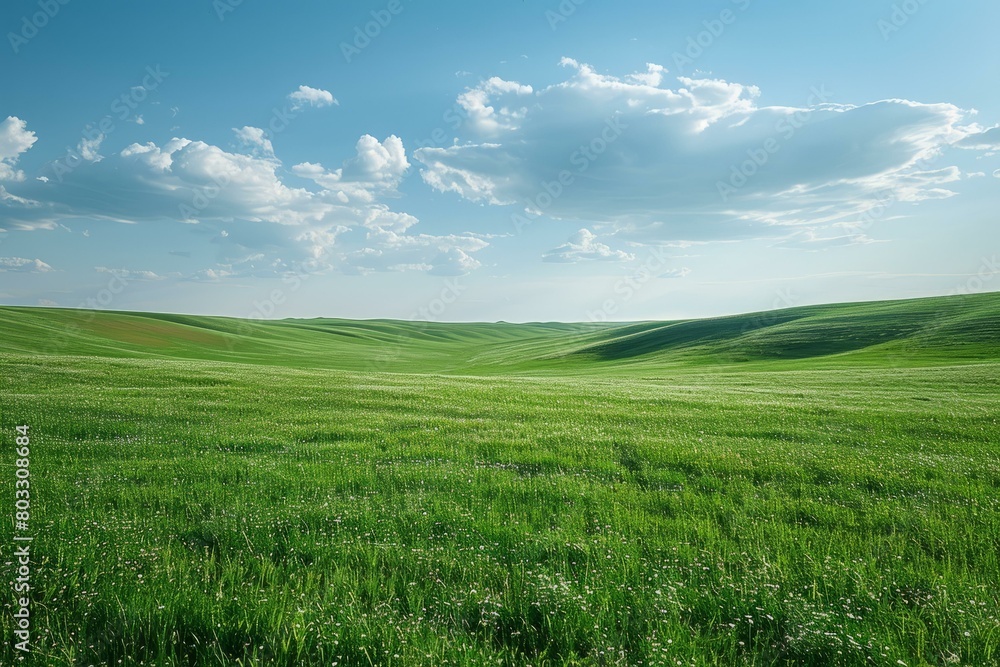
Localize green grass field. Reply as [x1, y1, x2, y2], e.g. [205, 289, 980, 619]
[1, 293, 999, 665]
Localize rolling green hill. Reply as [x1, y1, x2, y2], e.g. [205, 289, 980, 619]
[2, 292, 999, 665]
[1, 291, 998, 373]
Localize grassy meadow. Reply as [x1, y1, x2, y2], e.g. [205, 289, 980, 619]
[1, 293, 999, 665]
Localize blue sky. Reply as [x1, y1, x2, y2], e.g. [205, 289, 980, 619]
[1, 0, 999, 322]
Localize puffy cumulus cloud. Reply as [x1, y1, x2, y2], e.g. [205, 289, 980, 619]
[233, 126, 274, 156]
[457, 77, 534, 134]
[0, 126, 488, 278]
[114, 138, 335, 226]
[542, 228, 635, 263]
[292, 135, 409, 202]
[0, 256, 52, 272]
[415, 59, 980, 246]
[288, 85, 337, 111]
[0, 116, 38, 181]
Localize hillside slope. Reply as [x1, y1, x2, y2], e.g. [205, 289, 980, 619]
[0, 291, 998, 374]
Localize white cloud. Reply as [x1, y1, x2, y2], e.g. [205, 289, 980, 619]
[191, 267, 236, 281]
[774, 230, 879, 250]
[659, 267, 691, 279]
[343, 210, 488, 275]
[344, 235, 486, 276]
[415, 59, 978, 246]
[233, 126, 274, 156]
[288, 85, 337, 111]
[0, 256, 52, 272]
[956, 126, 1000, 150]
[0, 128, 488, 278]
[457, 76, 534, 134]
[625, 62, 667, 87]
[78, 133, 104, 162]
[95, 267, 165, 281]
[0, 185, 41, 208]
[0, 116, 38, 181]
[115, 138, 334, 225]
[292, 134, 410, 202]
[543, 229, 635, 263]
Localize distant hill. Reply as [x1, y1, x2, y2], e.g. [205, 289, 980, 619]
[1, 292, 998, 375]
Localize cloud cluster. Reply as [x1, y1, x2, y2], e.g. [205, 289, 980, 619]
[0, 117, 37, 181]
[415, 59, 982, 245]
[0, 256, 52, 272]
[543, 229, 634, 263]
[0, 121, 487, 279]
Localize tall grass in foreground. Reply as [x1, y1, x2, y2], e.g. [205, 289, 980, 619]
[1, 354, 998, 665]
